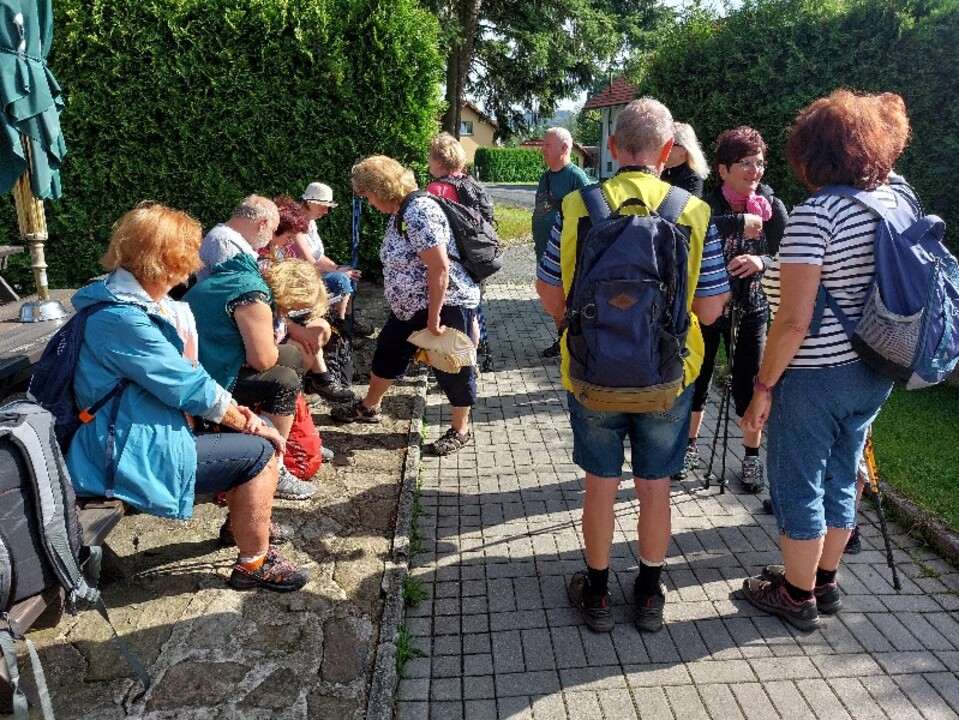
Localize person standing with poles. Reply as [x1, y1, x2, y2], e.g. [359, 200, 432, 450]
[677, 127, 788, 493]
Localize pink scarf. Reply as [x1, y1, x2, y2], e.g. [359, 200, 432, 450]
[722, 185, 772, 221]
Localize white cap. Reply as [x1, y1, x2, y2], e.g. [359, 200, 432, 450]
[301, 182, 338, 207]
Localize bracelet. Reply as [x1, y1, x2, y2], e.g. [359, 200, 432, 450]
[753, 376, 774, 394]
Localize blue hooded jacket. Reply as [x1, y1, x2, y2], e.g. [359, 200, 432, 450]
[66, 270, 231, 519]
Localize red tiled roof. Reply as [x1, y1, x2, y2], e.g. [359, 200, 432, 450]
[583, 76, 637, 110]
[462, 100, 497, 127]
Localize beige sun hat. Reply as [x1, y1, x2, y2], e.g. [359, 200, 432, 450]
[407, 327, 477, 374]
[302, 182, 338, 207]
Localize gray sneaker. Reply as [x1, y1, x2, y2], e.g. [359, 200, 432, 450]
[320, 445, 334, 462]
[741, 455, 765, 493]
[275, 465, 316, 500]
[672, 443, 701, 480]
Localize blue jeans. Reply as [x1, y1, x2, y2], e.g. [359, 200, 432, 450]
[767, 362, 893, 540]
[567, 385, 694, 479]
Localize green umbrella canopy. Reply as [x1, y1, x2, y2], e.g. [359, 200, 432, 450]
[1, 0, 66, 200]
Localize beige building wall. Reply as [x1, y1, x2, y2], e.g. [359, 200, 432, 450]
[458, 105, 496, 164]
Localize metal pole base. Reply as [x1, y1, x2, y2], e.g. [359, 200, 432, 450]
[18, 299, 68, 323]
[703, 472, 727, 494]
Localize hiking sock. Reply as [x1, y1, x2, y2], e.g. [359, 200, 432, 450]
[636, 561, 664, 597]
[586, 565, 609, 598]
[687, 438, 697, 448]
[239, 553, 266, 570]
[816, 567, 838, 587]
[316, 371, 334, 385]
[783, 578, 813, 603]
[744, 445, 760, 457]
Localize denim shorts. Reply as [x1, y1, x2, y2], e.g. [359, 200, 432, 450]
[194, 432, 274, 494]
[322, 271, 353, 301]
[767, 362, 893, 541]
[568, 384, 694, 479]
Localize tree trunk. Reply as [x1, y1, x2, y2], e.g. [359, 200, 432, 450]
[441, 0, 483, 138]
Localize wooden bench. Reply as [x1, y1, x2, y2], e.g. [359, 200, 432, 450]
[0, 498, 125, 705]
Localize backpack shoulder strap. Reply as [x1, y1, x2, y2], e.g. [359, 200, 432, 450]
[655, 186, 692, 225]
[580, 183, 614, 226]
[816, 185, 895, 220]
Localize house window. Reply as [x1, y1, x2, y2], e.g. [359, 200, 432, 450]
[459, 121, 474, 136]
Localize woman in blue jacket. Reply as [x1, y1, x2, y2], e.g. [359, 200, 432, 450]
[67, 202, 308, 593]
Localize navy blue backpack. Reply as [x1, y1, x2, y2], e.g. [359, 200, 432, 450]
[565, 184, 692, 413]
[812, 186, 959, 388]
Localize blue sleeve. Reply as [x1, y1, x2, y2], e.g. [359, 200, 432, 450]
[694, 223, 731, 298]
[535, 214, 564, 287]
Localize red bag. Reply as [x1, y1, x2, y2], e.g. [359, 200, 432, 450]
[284, 394, 322, 479]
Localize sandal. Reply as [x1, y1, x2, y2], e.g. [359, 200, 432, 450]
[330, 399, 382, 424]
[429, 428, 472, 456]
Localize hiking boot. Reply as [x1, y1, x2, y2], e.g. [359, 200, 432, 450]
[672, 443, 701, 480]
[541, 339, 561, 358]
[229, 547, 309, 593]
[568, 571, 614, 633]
[429, 428, 472, 456]
[741, 456, 765, 493]
[634, 581, 666, 633]
[762, 497, 774, 515]
[306, 376, 355, 402]
[219, 515, 292, 548]
[320, 444, 334, 462]
[353, 321, 374, 338]
[274, 466, 317, 500]
[760, 565, 842, 614]
[330, 399, 382, 423]
[741, 574, 820, 631]
[844, 525, 862, 555]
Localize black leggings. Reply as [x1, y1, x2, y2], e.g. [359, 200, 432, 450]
[691, 309, 768, 419]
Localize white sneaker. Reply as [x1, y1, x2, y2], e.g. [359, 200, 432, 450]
[321, 445, 334, 462]
[275, 465, 316, 500]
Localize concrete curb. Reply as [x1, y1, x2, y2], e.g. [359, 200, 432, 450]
[366, 368, 428, 720]
[881, 481, 959, 569]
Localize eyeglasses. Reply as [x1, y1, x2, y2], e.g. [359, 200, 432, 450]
[736, 159, 766, 171]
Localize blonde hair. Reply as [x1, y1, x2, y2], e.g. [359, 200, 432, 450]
[262, 259, 329, 318]
[101, 202, 202, 286]
[429, 132, 467, 175]
[672, 123, 710, 181]
[351, 155, 417, 204]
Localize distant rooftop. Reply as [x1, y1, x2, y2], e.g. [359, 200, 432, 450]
[583, 76, 637, 110]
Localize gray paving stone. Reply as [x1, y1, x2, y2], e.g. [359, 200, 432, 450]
[796, 678, 853, 720]
[396, 701, 430, 720]
[893, 674, 959, 720]
[559, 665, 628, 692]
[629, 686, 673, 720]
[564, 691, 602, 719]
[497, 695, 532, 720]
[764, 679, 814, 717]
[491, 631, 524, 674]
[698, 684, 744, 720]
[495, 670, 560, 698]
[749, 656, 821, 682]
[596, 687, 640, 720]
[687, 659, 756, 684]
[729, 682, 779, 720]
[463, 653, 493, 677]
[429, 700, 463, 720]
[623, 663, 691, 687]
[875, 651, 947, 674]
[825, 678, 887, 719]
[462, 699, 497, 720]
[462, 675, 495, 700]
[521, 628, 556, 671]
[664, 685, 710, 720]
[397, 678, 430, 702]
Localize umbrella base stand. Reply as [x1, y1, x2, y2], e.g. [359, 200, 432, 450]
[18, 299, 67, 323]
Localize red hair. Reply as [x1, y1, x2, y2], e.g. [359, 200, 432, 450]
[273, 195, 309, 235]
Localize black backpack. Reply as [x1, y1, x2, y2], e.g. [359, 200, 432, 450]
[399, 191, 503, 282]
[440, 175, 496, 226]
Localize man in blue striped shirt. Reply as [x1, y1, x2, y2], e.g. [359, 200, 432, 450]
[536, 97, 729, 635]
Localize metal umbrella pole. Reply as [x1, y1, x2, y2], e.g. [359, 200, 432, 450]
[11, 138, 66, 322]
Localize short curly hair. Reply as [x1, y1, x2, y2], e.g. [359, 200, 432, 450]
[429, 132, 467, 175]
[787, 89, 910, 191]
[101, 202, 202, 287]
[714, 126, 767, 169]
[274, 195, 309, 235]
[351, 155, 417, 205]
[262, 259, 329, 318]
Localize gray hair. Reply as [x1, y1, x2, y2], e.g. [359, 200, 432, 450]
[673, 122, 711, 180]
[613, 97, 674, 157]
[544, 126, 573, 152]
[231, 195, 278, 223]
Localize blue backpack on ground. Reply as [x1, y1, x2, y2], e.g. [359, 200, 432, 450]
[812, 185, 959, 388]
[27, 302, 129, 455]
[565, 183, 692, 413]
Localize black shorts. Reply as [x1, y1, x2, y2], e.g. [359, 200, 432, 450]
[233, 344, 302, 415]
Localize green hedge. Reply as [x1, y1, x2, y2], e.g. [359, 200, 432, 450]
[1, 0, 442, 291]
[640, 0, 959, 252]
[474, 147, 545, 182]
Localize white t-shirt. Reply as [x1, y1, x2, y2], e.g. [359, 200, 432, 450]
[763, 185, 901, 368]
[197, 224, 256, 282]
[305, 219, 325, 261]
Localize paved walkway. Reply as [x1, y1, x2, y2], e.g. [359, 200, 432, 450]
[396, 260, 959, 719]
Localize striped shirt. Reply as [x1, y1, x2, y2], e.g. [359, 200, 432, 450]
[536, 215, 729, 299]
[764, 185, 902, 368]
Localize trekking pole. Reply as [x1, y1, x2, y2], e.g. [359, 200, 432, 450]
[703, 304, 741, 494]
[350, 196, 362, 329]
[862, 432, 902, 590]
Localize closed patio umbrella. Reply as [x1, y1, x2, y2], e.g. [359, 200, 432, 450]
[1, 0, 67, 321]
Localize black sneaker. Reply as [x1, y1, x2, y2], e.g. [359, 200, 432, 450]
[741, 575, 820, 631]
[844, 526, 862, 555]
[229, 547, 309, 592]
[568, 571, 614, 633]
[762, 497, 774, 515]
[634, 581, 666, 633]
[219, 514, 292, 547]
[541, 339, 561, 358]
[306, 377, 355, 402]
[759, 565, 842, 614]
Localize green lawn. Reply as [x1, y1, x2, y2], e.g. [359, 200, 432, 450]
[494, 203, 533, 247]
[872, 383, 959, 531]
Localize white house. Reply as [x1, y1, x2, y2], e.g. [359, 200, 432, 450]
[583, 76, 638, 180]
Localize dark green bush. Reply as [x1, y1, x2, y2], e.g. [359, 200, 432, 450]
[474, 147, 545, 182]
[1, 0, 442, 291]
[640, 0, 959, 252]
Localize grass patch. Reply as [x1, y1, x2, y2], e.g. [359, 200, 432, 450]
[872, 383, 959, 532]
[494, 203, 532, 247]
[395, 624, 425, 679]
[402, 573, 427, 608]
